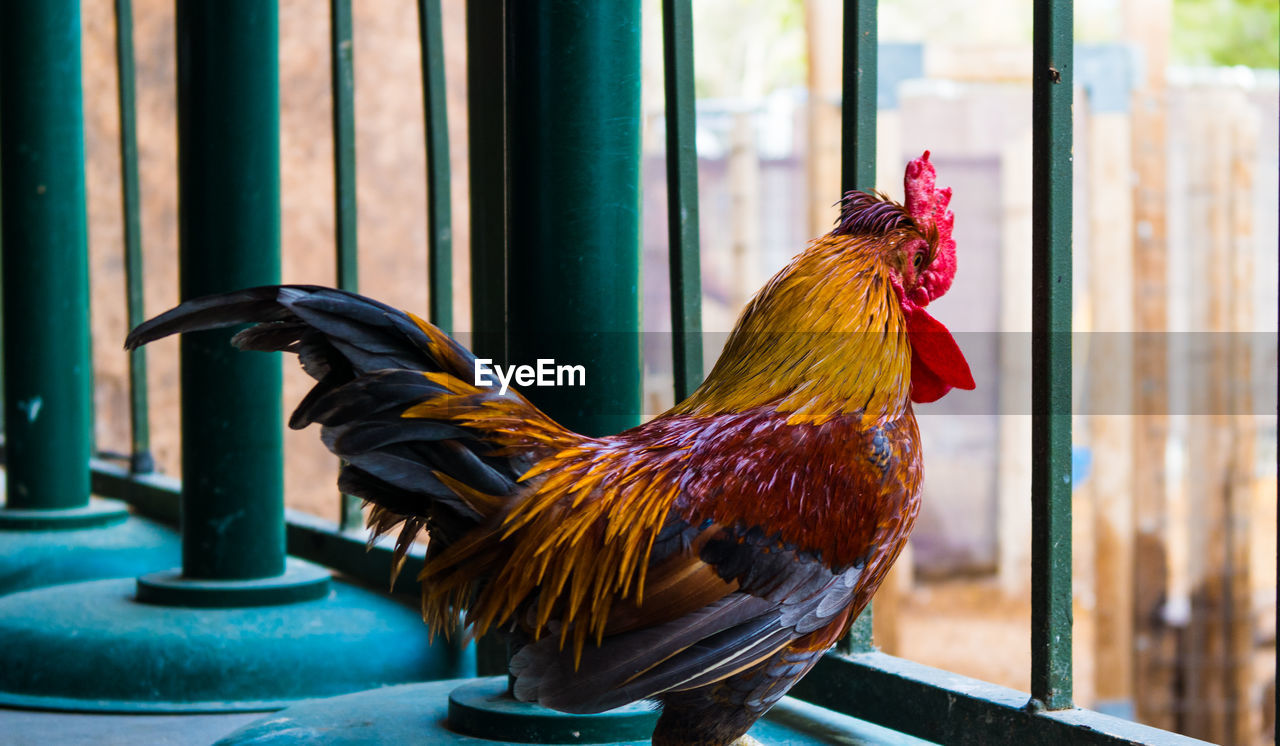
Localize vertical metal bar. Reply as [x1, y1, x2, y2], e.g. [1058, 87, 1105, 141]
[505, 0, 643, 438]
[1031, 0, 1074, 711]
[841, 0, 877, 194]
[467, 0, 508, 368]
[418, 0, 453, 334]
[176, 0, 285, 580]
[662, 0, 703, 402]
[331, 0, 364, 531]
[115, 0, 154, 475]
[467, 0, 510, 677]
[332, 0, 358, 294]
[0, 0, 93, 511]
[839, 0, 878, 654]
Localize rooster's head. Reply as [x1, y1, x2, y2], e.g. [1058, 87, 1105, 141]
[834, 151, 973, 404]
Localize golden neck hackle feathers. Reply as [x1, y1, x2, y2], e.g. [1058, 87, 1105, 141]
[671, 229, 914, 425]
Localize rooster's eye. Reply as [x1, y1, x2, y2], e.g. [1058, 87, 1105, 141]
[912, 252, 926, 271]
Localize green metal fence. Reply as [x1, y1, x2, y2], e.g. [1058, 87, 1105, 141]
[0, 0, 1213, 743]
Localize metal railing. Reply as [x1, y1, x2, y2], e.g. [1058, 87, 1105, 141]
[1, 1, 1210, 743]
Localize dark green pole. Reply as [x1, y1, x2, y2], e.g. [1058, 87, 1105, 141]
[662, 0, 704, 403]
[467, 0, 511, 677]
[332, 0, 358, 296]
[418, 0, 453, 335]
[840, 0, 878, 654]
[1030, 0, 1074, 711]
[467, 0, 508, 368]
[331, 0, 364, 532]
[505, 0, 643, 437]
[841, 0, 877, 194]
[116, 0, 155, 475]
[176, 0, 284, 580]
[0, 0, 93, 512]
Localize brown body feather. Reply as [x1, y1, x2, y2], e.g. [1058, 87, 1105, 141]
[126, 182, 959, 745]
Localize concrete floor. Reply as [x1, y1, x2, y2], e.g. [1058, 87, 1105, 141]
[0, 709, 264, 746]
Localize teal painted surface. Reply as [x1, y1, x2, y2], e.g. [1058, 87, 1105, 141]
[1030, 0, 1074, 712]
[0, 0, 92, 511]
[662, 0, 704, 402]
[0, 577, 465, 712]
[793, 653, 1210, 746]
[215, 677, 935, 745]
[0, 512, 179, 595]
[419, 0, 454, 334]
[839, 0, 879, 656]
[505, 0, 643, 437]
[114, 0, 154, 474]
[175, 0, 285, 581]
[0, 709, 262, 745]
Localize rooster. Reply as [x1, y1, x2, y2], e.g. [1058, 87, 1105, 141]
[126, 151, 973, 745]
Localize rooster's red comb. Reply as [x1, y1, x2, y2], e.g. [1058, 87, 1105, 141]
[904, 151, 956, 307]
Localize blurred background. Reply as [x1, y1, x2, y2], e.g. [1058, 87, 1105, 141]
[76, 1, 1275, 743]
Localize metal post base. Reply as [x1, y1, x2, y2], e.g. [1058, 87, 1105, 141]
[446, 678, 657, 742]
[214, 676, 925, 744]
[0, 575, 469, 712]
[0, 496, 131, 530]
[0, 501, 180, 595]
[136, 557, 331, 607]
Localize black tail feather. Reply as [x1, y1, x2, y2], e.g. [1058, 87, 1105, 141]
[124, 286, 296, 350]
[295, 370, 448, 429]
[126, 284, 517, 559]
[332, 418, 470, 454]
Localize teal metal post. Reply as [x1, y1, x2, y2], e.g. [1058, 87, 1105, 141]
[467, 0, 509, 367]
[466, 0, 511, 677]
[0, 0, 93, 514]
[840, 0, 878, 655]
[332, 0, 358, 296]
[115, 0, 155, 475]
[841, 0, 878, 196]
[418, 0, 453, 334]
[505, 0, 643, 437]
[662, 0, 704, 403]
[0, 0, 178, 597]
[331, 0, 364, 532]
[1030, 0, 1074, 711]
[171, 0, 288, 582]
[0, 0, 465, 711]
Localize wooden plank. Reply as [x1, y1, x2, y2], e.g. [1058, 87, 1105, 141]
[924, 43, 1032, 83]
[727, 112, 760, 309]
[1123, 0, 1176, 730]
[1223, 95, 1259, 746]
[1181, 89, 1230, 742]
[1177, 88, 1260, 745]
[1085, 109, 1135, 708]
[805, 0, 843, 237]
[997, 130, 1033, 595]
[872, 540, 909, 656]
